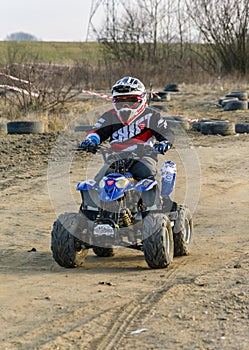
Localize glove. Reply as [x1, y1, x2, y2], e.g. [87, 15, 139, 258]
[79, 134, 100, 153]
[153, 141, 171, 154]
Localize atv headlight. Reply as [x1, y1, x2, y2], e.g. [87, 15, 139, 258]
[116, 178, 129, 189]
[99, 179, 105, 188]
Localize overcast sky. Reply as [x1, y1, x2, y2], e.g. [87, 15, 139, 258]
[0, 0, 104, 42]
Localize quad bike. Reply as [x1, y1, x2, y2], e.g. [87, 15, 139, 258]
[51, 144, 193, 269]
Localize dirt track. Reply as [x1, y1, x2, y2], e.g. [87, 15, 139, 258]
[1, 125, 249, 349]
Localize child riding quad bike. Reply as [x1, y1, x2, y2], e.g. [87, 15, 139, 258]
[51, 77, 193, 269]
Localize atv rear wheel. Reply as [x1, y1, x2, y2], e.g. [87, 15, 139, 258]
[173, 205, 193, 256]
[51, 213, 88, 268]
[142, 213, 174, 269]
[92, 246, 116, 257]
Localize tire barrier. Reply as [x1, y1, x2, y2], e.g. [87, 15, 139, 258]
[191, 121, 202, 132]
[201, 121, 235, 136]
[191, 118, 221, 132]
[218, 90, 249, 111]
[7, 121, 45, 134]
[235, 123, 249, 133]
[164, 84, 180, 92]
[219, 97, 239, 107]
[223, 100, 248, 111]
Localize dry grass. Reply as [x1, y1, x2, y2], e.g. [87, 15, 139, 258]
[1, 82, 249, 131]
[151, 82, 249, 123]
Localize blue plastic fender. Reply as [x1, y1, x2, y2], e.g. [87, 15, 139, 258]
[135, 178, 158, 192]
[76, 179, 97, 191]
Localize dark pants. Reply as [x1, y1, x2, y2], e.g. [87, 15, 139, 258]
[95, 156, 158, 182]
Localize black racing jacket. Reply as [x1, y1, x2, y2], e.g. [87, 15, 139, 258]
[87, 106, 174, 152]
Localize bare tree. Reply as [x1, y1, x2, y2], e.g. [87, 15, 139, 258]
[186, 0, 249, 74]
[0, 45, 84, 115]
[100, 0, 176, 63]
[98, 0, 198, 67]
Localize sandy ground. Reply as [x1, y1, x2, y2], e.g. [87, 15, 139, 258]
[1, 92, 249, 349]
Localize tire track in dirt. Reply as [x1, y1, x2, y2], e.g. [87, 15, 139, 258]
[2, 303, 114, 350]
[2, 259, 189, 350]
[94, 259, 189, 350]
[21, 258, 189, 350]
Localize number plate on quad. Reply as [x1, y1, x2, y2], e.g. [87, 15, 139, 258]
[94, 224, 115, 237]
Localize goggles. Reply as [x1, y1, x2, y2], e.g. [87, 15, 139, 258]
[112, 95, 143, 110]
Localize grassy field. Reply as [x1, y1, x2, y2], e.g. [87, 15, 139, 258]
[0, 41, 102, 64]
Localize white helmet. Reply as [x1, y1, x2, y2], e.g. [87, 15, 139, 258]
[112, 77, 147, 125]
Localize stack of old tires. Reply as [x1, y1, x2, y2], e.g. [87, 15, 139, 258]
[191, 118, 235, 136]
[191, 118, 249, 136]
[217, 90, 249, 135]
[200, 119, 235, 136]
[218, 90, 248, 111]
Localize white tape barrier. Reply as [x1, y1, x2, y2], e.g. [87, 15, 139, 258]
[0, 73, 30, 84]
[0, 84, 39, 97]
[82, 90, 112, 100]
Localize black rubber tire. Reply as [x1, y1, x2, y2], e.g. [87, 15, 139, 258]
[191, 118, 223, 132]
[0, 123, 7, 135]
[164, 84, 179, 92]
[51, 213, 88, 268]
[220, 97, 239, 107]
[173, 205, 193, 257]
[235, 123, 249, 133]
[7, 121, 44, 134]
[201, 121, 235, 136]
[142, 213, 174, 269]
[191, 118, 213, 132]
[92, 246, 116, 257]
[223, 100, 248, 111]
[191, 121, 202, 132]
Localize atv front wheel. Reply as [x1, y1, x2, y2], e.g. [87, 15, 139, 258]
[173, 205, 193, 256]
[92, 246, 116, 257]
[51, 213, 88, 268]
[142, 213, 174, 269]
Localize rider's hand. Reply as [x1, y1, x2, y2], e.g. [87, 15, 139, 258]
[153, 141, 171, 154]
[79, 135, 99, 154]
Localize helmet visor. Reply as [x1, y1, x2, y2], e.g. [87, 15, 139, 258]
[112, 95, 142, 110]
